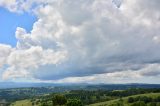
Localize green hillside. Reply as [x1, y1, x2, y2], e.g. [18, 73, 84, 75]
[11, 93, 160, 106]
[88, 93, 160, 106]
[9, 88, 160, 106]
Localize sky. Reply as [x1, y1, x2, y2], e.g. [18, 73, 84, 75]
[0, 7, 36, 46]
[0, 0, 160, 84]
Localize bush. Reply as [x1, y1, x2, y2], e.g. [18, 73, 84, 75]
[128, 97, 134, 103]
[148, 102, 156, 106]
[139, 96, 152, 103]
[130, 101, 146, 106]
[52, 94, 67, 106]
[66, 99, 83, 106]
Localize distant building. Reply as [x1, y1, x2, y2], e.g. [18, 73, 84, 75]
[0, 99, 7, 106]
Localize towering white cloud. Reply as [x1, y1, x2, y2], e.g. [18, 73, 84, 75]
[0, 0, 160, 83]
[0, 44, 13, 67]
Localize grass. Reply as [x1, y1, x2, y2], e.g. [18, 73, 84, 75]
[11, 100, 32, 106]
[88, 93, 160, 106]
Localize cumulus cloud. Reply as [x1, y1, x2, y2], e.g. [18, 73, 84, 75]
[2, 46, 67, 80]
[0, 44, 13, 67]
[0, 0, 160, 83]
[2, 67, 30, 80]
[0, 0, 50, 12]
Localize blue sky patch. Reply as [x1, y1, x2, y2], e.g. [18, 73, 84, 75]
[0, 7, 37, 47]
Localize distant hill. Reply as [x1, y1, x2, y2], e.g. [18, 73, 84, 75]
[0, 82, 160, 89]
[0, 82, 64, 89]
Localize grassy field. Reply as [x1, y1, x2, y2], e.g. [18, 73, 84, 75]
[11, 100, 32, 106]
[88, 93, 160, 106]
[11, 99, 45, 106]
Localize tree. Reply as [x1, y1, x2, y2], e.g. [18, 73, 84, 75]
[66, 99, 83, 106]
[32, 102, 35, 106]
[130, 102, 138, 106]
[52, 94, 67, 106]
[128, 97, 134, 103]
[130, 101, 146, 106]
[148, 102, 156, 106]
[41, 102, 48, 106]
[139, 101, 146, 106]
[139, 96, 151, 103]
